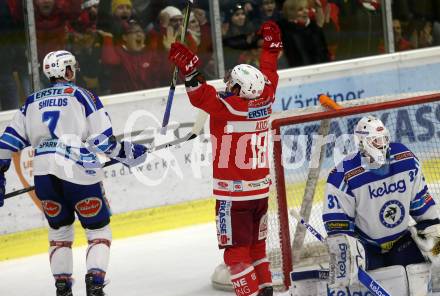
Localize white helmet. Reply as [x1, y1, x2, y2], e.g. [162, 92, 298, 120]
[227, 64, 265, 99]
[43, 50, 78, 81]
[354, 115, 390, 166]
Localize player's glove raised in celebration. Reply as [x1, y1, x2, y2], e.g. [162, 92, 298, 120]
[259, 20, 283, 53]
[168, 42, 200, 76]
[0, 159, 11, 207]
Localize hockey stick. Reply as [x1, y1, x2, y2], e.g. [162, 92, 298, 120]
[4, 112, 208, 200]
[289, 208, 392, 296]
[161, 0, 194, 134]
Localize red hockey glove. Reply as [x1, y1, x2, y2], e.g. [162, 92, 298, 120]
[259, 20, 283, 52]
[168, 42, 200, 76]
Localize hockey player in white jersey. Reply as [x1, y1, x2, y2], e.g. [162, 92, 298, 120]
[0, 50, 148, 296]
[322, 115, 440, 290]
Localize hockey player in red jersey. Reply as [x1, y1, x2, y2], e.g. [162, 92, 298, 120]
[169, 21, 282, 296]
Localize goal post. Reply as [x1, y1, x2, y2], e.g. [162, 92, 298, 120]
[268, 91, 440, 290]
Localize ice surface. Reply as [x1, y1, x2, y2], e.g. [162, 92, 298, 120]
[0, 223, 289, 296]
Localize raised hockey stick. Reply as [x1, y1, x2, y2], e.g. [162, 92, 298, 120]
[289, 208, 392, 296]
[161, 0, 194, 134]
[4, 112, 208, 200]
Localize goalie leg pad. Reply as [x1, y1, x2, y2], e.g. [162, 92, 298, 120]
[49, 224, 74, 281]
[406, 263, 430, 296]
[326, 234, 366, 288]
[85, 224, 112, 283]
[250, 241, 272, 289]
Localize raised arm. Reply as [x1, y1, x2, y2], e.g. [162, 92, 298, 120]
[259, 21, 283, 90]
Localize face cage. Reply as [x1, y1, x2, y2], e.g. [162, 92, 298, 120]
[362, 135, 390, 166]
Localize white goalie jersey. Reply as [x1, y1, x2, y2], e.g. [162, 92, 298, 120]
[323, 142, 439, 251]
[0, 82, 115, 185]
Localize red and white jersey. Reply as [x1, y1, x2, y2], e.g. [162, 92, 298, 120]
[186, 50, 279, 201]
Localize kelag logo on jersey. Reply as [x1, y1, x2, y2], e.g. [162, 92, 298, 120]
[379, 200, 405, 228]
[368, 179, 406, 199]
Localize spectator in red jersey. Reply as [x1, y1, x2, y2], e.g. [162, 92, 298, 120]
[278, 0, 330, 67]
[33, 0, 81, 64]
[100, 20, 161, 93]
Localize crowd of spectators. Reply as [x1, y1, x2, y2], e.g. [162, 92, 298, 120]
[1, 0, 440, 111]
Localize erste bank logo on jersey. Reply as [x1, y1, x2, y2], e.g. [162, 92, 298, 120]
[368, 179, 406, 199]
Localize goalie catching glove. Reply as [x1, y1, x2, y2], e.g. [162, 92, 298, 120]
[410, 224, 440, 266]
[326, 234, 366, 288]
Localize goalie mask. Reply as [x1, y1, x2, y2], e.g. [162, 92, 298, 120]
[224, 64, 265, 99]
[354, 116, 390, 167]
[43, 50, 79, 81]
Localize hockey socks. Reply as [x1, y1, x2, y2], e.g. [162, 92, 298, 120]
[250, 242, 272, 289]
[230, 264, 260, 296]
[225, 246, 260, 296]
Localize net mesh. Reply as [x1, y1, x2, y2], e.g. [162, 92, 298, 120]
[266, 91, 440, 287]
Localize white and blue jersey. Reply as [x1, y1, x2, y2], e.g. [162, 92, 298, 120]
[323, 142, 439, 252]
[0, 82, 115, 185]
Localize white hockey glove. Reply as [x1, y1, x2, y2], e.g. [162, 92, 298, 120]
[410, 224, 440, 266]
[326, 234, 366, 289]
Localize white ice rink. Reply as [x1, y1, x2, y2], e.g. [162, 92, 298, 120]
[0, 223, 289, 296]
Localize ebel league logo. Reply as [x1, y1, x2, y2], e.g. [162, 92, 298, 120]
[368, 179, 406, 199]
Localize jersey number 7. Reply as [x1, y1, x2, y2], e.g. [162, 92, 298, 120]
[42, 111, 60, 139]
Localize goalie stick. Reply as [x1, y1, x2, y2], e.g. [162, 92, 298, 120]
[289, 208, 392, 296]
[4, 111, 208, 200]
[161, 0, 194, 134]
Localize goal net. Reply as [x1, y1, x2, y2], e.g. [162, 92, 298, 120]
[266, 91, 440, 289]
[210, 91, 440, 291]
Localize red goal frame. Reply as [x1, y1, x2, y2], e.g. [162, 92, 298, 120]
[271, 93, 440, 289]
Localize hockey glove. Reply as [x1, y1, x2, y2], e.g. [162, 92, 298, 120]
[410, 224, 440, 266]
[114, 141, 148, 168]
[168, 42, 200, 76]
[259, 20, 283, 53]
[0, 159, 11, 207]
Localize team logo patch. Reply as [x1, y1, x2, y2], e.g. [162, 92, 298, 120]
[75, 197, 102, 217]
[217, 181, 230, 190]
[42, 200, 62, 217]
[344, 166, 365, 181]
[379, 200, 405, 228]
[233, 180, 243, 192]
[394, 151, 414, 161]
[64, 87, 74, 94]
